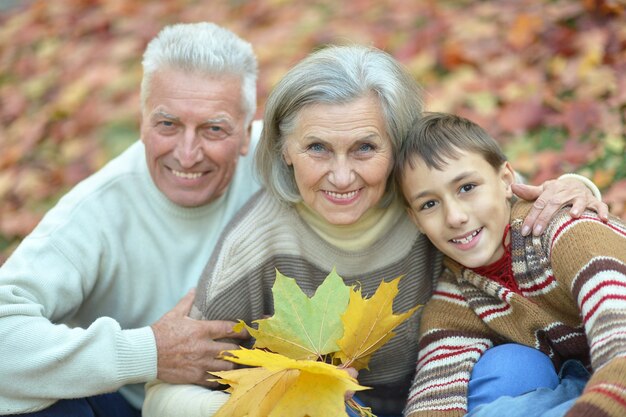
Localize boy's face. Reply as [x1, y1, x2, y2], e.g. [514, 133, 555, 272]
[401, 149, 515, 268]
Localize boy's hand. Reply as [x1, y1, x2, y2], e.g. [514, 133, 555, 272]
[513, 178, 608, 236]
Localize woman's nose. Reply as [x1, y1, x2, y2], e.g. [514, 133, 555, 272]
[328, 158, 356, 188]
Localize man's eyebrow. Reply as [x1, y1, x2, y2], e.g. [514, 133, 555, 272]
[151, 111, 179, 121]
[202, 117, 233, 125]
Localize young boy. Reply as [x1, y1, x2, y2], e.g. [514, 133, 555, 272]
[397, 112, 626, 417]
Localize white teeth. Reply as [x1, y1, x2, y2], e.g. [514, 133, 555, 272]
[452, 228, 481, 244]
[172, 170, 202, 180]
[325, 190, 358, 200]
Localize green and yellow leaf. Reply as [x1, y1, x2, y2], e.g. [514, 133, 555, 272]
[334, 276, 421, 370]
[245, 269, 350, 360]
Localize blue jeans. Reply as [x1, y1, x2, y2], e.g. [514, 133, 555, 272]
[348, 344, 589, 417]
[467, 344, 590, 417]
[7, 392, 141, 417]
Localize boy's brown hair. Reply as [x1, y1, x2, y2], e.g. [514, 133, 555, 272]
[395, 112, 508, 200]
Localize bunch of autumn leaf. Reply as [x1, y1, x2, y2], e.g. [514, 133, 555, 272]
[209, 268, 420, 417]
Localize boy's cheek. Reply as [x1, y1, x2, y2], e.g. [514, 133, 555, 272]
[405, 208, 423, 233]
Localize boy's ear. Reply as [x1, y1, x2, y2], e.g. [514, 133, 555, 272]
[405, 206, 424, 234]
[500, 161, 516, 199]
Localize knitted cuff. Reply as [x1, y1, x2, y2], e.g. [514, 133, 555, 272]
[558, 173, 602, 200]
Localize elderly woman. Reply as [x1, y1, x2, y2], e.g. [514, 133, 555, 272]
[143, 45, 605, 417]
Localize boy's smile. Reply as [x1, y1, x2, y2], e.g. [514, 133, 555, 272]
[401, 150, 515, 268]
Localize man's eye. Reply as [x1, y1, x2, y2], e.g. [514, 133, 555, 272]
[158, 120, 175, 127]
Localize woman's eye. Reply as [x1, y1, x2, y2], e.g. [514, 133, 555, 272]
[460, 184, 476, 193]
[307, 143, 326, 153]
[357, 143, 375, 152]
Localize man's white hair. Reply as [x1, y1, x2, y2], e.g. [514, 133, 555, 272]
[141, 22, 258, 124]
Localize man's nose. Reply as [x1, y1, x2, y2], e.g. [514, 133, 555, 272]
[173, 131, 203, 168]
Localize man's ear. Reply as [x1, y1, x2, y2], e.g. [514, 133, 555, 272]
[239, 123, 252, 156]
[500, 161, 516, 199]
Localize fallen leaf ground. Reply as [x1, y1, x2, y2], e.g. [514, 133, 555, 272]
[1, 0, 625, 263]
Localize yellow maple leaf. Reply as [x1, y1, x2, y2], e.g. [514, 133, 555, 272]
[334, 276, 421, 370]
[211, 348, 368, 417]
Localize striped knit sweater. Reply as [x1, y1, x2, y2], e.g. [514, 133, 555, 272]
[405, 201, 626, 417]
[192, 189, 442, 415]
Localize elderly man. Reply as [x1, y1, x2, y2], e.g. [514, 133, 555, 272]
[0, 22, 259, 416]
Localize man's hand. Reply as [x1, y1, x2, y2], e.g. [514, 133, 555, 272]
[151, 289, 250, 387]
[513, 177, 609, 236]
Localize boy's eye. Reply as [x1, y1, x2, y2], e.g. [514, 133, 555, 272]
[420, 200, 437, 210]
[460, 184, 476, 193]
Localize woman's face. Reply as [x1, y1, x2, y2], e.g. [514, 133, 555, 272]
[282, 94, 394, 225]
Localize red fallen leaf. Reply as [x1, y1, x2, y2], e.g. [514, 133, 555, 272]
[562, 139, 598, 167]
[0, 209, 42, 239]
[497, 99, 544, 135]
[530, 150, 568, 185]
[560, 100, 603, 139]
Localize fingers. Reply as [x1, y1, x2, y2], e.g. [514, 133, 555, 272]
[169, 289, 196, 317]
[595, 201, 610, 222]
[511, 183, 542, 202]
[524, 196, 565, 236]
[521, 176, 607, 235]
[204, 320, 250, 340]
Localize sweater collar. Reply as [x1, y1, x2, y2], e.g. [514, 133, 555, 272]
[295, 198, 405, 251]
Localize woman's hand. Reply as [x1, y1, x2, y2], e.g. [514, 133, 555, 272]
[512, 176, 609, 236]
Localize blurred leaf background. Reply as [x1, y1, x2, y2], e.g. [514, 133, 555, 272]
[1, 0, 625, 263]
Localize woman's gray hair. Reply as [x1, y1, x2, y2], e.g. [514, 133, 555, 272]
[255, 44, 423, 206]
[141, 22, 258, 124]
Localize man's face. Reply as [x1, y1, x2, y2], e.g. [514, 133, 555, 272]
[141, 69, 250, 207]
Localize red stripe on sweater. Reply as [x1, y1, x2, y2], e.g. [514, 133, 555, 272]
[417, 342, 490, 367]
[590, 330, 626, 349]
[433, 290, 465, 302]
[587, 385, 626, 408]
[420, 347, 484, 368]
[521, 274, 555, 293]
[478, 304, 510, 319]
[552, 215, 626, 249]
[407, 377, 470, 402]
[580, 280, 626, 312]
[583, 294, 626, 323]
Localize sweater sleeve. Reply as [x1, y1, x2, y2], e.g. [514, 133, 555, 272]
[0, 236, 157, 413]
[405, 269, 498, 417]
[548, 212, 626, 417]
[143, 380, 228, 417]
